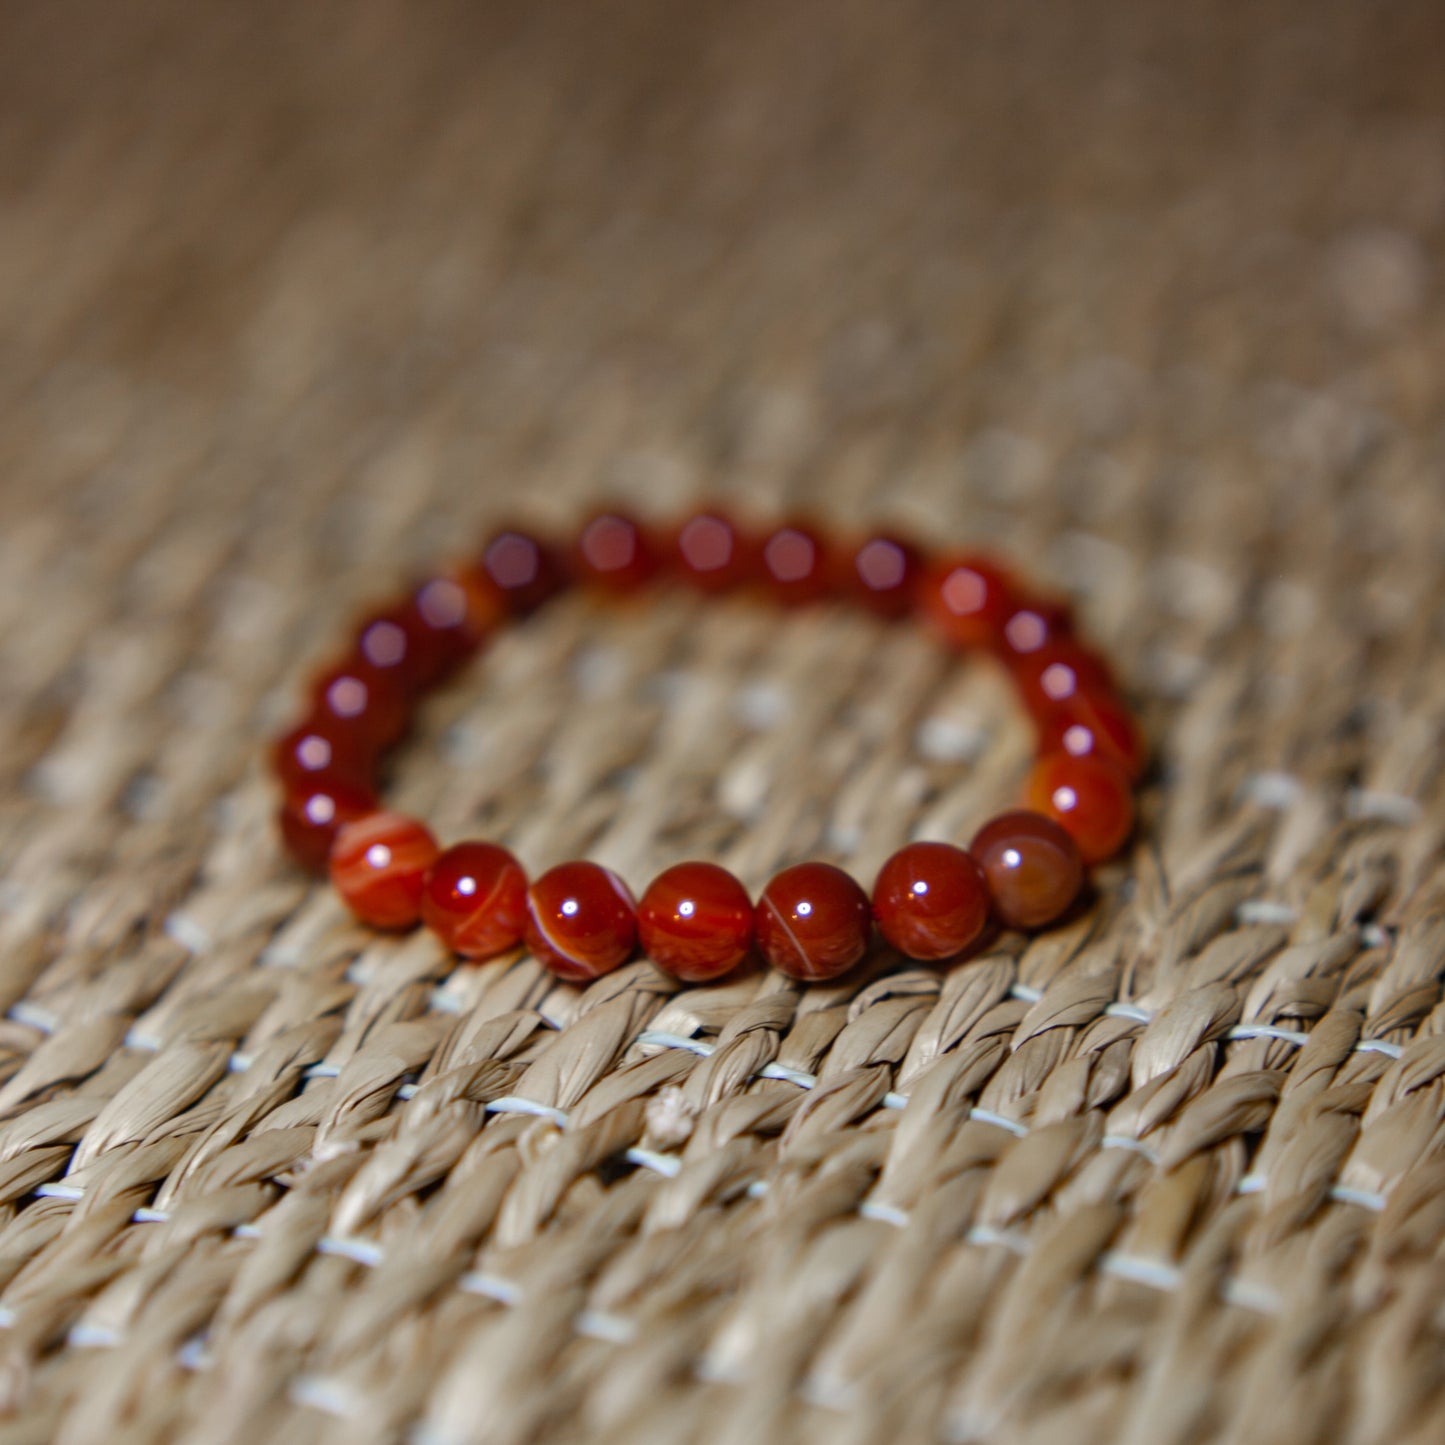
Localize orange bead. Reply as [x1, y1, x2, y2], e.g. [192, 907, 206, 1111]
[919, 554, 1017, 650]
[278, 776, 379, 874]
[575, 511, 660, 592]
[1024, 752, 1135, 864]
[755, 862, 871, 981]
[329, 812, 440, 928]
[1010, 639, 1114, 720]
[670, 511, 756, 592]
[760, 523, 833, 606]
[872, 841, 991, 960]
[1038, 689, 1147, 781]
[970, 810, 1084, 930]
[524, 861, 638, 982]
[421, 841, 529, 959]
[638, 861, 753, 982]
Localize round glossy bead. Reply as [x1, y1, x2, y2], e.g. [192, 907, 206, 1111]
[760, 523, 832, 606]
[755, 862, 872, 981]
[1038, 690, 1147, 781]
[848, 534, 923, 618]
[271, 716, 375, 792]
[524, 861, 638, 983]
[970, 810, 1085, 930]
[638, 862, 754, 982]
[671, 511, 755, 592]
[1024, 752, 1135, 864]
[479, 527, 568, 615]
[310, 655, 411, 751]
[422, 841, 529, 959]
[356, 602, 452, 693]
[575, 511, 659, 592]
[412, 568, 507, 670]
[329, 812, 440, 928]
[278, 776, 379, 874]
[998, 595, 1073, 660]
[919, 555, 1018, 650]
[872, 841, 991, 960]
[1010, 639, 1114, 720]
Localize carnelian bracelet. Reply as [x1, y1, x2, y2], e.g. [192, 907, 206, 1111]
[270, 511, 1145, 985]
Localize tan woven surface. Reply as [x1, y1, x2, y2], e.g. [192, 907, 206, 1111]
[4, 2, 1445, 1441]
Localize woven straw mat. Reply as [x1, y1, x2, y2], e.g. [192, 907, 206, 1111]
[3, 3, 1445, 1442]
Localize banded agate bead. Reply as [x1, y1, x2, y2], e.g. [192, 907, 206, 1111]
[479, 527, 568, 615]
[756, 862, 871, 981]
[311, 655, 410, 751]
[848, 534, 923, 618]
[671, 511, 755, 592]
[278, 776, 379, 874]
[422, 842, 529, 959]
[919, 555, 1016, 650]
[638, 861, 753, 982]
[970, 811, 1084, 930]
[329, 811, 440, 928]
[1038, 690, 1146, 781]
[1024, 752, 1135, 864]
[524, 861, 638, 982]
[761, 523, 832, 606]
[872, 841, 990, 960]
[576, 511, 659, 592]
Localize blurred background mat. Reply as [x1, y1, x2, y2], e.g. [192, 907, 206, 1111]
[2, 2, 1445, 1442]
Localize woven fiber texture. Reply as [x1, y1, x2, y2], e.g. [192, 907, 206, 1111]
[4, 2, 1445, 1441]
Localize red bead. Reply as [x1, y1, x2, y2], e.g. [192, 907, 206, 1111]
[1024, 752, 1135, 864]
[847, 534, 923, 618]
[671, 511, 756, 592]
[479, 527, 568, 615]
[355, 597, 463, 693]
[422, 841, 529, 959]
[755, 862, 871, 981]
[919, 555, 1018, 650]
[329, 812, 440, 929]
[271, 716, 375, 792]
[997, 595, 1074, 661]
[638, 862, 754, 982]
[1010, 639, 1114, 720]
[412, 568, 508, 670]
[278, 776, 379, 874]
[760, 523, 832, 606]
[524, 861, 638, 982]
[575, 511, 660, 592]
[970, 810, 1084, 930]
[872, 841, 991, 960]
[1038, 689, 1147, 781]
[310, 655, 411, 751]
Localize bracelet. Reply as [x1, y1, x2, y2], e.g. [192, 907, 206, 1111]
[270, 510, 1144, 985]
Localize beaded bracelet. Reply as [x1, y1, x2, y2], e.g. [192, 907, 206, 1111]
[271, 511, 1144, 985]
